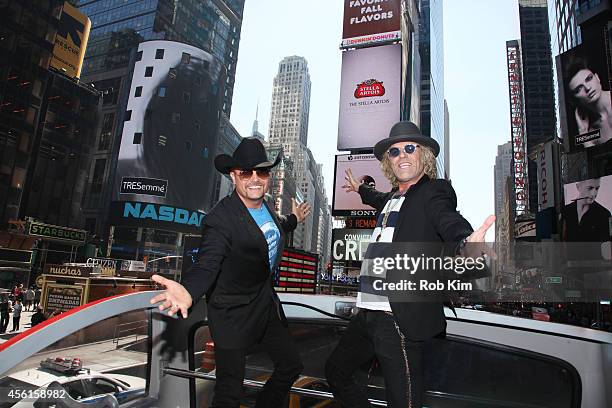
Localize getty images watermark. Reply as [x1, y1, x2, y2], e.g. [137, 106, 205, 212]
[369, 253, 488, 292]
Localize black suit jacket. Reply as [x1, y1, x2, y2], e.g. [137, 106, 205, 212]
[358, 175, 473, 340]
[181, 191, 297, 348]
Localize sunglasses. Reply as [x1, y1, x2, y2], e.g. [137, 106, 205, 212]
[387, 144, 419, 158]
[236, 168, 271, 180]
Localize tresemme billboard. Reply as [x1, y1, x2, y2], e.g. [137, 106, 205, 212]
[113, 40, 226, 232]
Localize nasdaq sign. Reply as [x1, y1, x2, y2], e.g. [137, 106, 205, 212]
[110, 201, 205, 233]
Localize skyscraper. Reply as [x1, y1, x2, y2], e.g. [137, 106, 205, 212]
[266, 56, 329, 253]
[494, 142, 514, 243]
[268, 56, 312, 159]
[444, 99, 450, 180]
[518, 0, 557, 212]
[0, 1, 100, 227]
[418, 0, 445, 177]
[548, 0, 580, 55]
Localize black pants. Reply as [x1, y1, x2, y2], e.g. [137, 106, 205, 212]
[325, 310, 425, 408]
[0, 312, 8, 333]
[211, 308, 303, 408]
[12, 315, 20, 331]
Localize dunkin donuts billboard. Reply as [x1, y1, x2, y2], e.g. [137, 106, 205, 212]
[342, 0, 401, 48]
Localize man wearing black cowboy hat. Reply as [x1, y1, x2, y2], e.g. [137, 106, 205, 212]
[151, 137, 311, 407]
[325, 121, 495, 408]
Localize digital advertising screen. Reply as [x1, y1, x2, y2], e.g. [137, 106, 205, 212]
[337, 44, 402, 151]
[113, 40, 226, 232]
[274, 249, 317, 293]
[332, 154, 393, 216]
[558, 23, 611, 150]
[562, 174, 612, 243]
[341, 0, 401, 48]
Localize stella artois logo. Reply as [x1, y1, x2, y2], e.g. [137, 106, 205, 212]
[354, 79, 385, 98]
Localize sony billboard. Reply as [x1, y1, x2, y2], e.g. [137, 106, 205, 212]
[332, 153, 392, 216]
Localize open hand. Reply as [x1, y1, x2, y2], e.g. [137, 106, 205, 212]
[342, 168, 361, 193]
[292, 198, 311, 223]
[150, 274, 193, 318]
[463, 215, 497, 259]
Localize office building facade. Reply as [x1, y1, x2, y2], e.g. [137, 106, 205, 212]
[518, 0, 557, 212]
[418, 0, 446, 177]
[0, 1, 100, 228]
[268, 56, 312, 160]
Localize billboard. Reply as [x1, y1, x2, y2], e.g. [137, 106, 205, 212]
[50, 2, 91, 78]
[562, 174, 612, 243]
[274, 249, 317, 293]
[506, 40, 529, 215]
[341, 0, 401, 48]
[338, 44, 402, 150]
[536, 141, 555, 211]
[332, 229, 373, 262]
[332, 154, 393, 216]
[109, 201, 205, 234]
[558, 23, 611, 150]
[114, 40, 225, 232]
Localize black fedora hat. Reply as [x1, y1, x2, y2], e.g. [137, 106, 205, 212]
[373, 121, 440, 160]
[214, 137, 281, 174]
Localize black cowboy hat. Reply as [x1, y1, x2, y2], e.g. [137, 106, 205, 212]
[214, 137, 281, 174]
[373, 121, 440, 160]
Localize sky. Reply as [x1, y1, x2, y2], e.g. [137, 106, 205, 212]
[231, 0, 522, 241]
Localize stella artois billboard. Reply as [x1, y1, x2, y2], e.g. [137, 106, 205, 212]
[337, 43, 402, 150]
[342, 0, 401, 48]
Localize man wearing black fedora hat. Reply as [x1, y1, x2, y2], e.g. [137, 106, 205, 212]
[325, 121, 495, 407]
[150, 137, 311, 407]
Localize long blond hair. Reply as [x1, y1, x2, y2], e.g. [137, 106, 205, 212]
[380, 145, 437, 188]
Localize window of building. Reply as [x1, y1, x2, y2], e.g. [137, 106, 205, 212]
[145, 66, 153, 77]
[98, 113, 114, 151]
[135, 86, 143, 97]
[181, 52, 191, 64]
[124, 110, 132, 121]
[91, 158, 106, 186]
[133, 132, 142, 144]
[135, 51, 143, 61]
[155, 48, 165, 59]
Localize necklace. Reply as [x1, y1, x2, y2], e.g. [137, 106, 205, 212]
[375, 195, 403, 242]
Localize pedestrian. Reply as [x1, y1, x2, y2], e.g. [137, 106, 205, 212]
[11, 299, 22, 332]
[24, 287, 35, 311]
[33, 288, 41, 309]
[11, 285, 20, 302]
[0, 296, 10, 333]
[325, 121, 495, 408]
[31, 305, 46, 327]
[150, 138, 312, 408]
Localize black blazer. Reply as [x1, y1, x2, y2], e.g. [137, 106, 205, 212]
[181, 191, 297, 348]
[358, 175, 473, 341]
